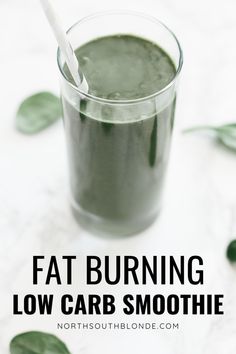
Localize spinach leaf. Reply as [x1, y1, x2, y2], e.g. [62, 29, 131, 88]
[226, 239, 236, 262]
[16, 92, 61, 134]
[183, 123, 236, 151]
[217, 123, 236, 150]
[10, 331, 71, 354]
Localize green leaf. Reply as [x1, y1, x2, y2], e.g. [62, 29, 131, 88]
[217, 124, 236, 150]
[10, 331, 71, 354]
[226, 239, 236, 262]
[183, 123, 236, 151]
[183, 125, 218, 134]
[16, 92, 61, 134]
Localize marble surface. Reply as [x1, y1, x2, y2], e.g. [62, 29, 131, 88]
[1, 0, 236, 353]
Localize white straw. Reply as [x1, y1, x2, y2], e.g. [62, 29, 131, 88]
[40, 0, 88, 92]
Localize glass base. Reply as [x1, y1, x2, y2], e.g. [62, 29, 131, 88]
[71, 200, 159, 237]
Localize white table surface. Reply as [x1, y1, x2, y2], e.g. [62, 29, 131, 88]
[1, 0, 236, 353]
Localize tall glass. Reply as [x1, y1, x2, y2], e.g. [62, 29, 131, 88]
[57, 11, 183, 236]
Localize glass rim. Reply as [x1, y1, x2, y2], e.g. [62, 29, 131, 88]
[57, 10, 183, 105]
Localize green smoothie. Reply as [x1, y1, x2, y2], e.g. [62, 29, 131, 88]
[61, 35, 176, 235]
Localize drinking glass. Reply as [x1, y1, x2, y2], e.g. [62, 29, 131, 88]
[57, 11, 183, 236]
